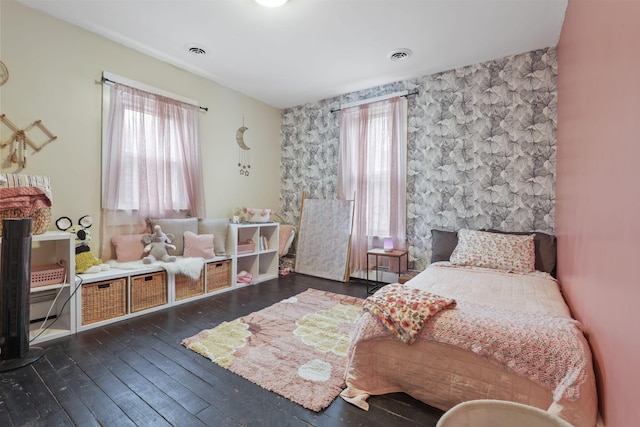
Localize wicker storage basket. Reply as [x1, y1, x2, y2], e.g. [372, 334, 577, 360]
[0, 207, 51, 235]
[175, 271, 204, 301]
[82, 278, 127, 325]
[131, 271, 167, 312]
[31, 263, 66, 288]
[206, 260, 232, 293]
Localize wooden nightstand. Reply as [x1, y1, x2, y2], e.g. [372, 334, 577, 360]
[366, 248, 409, 294]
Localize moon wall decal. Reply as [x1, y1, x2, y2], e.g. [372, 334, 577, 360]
[236, 125, 251, 176]
[236, 126, 250, 150]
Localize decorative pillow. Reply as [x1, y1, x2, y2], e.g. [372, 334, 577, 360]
[183, 231, 215, 259]
[278, 225, 295, 257]
[148, 217, 198, 256]
[486, 229, 557, 275]
[198, 218, 228, 255]
[430, 229, 458, 263]
[111, 234, 146, 262]
[449, 229, 535, 273]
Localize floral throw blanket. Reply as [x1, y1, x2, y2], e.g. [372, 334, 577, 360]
[363, 284, 457, 344]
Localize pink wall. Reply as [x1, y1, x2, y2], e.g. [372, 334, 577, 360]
[557, 1, 640, 426]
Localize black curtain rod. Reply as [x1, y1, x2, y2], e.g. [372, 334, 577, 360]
[330, 90, 419, 113]
[101, 77, 208, 112]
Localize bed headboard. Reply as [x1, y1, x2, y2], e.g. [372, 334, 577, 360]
[430, 229, 557, 276]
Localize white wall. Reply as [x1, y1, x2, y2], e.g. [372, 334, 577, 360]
[0, 0, 281, 255]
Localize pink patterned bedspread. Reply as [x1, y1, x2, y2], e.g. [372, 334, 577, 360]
[351, 298, 588, 401]
[342, 264, 597, 427]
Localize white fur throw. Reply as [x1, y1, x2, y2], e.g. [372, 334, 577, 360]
[107, 257, 205, 279]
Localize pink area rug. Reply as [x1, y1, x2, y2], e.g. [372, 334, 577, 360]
[182, 288, 363, 411]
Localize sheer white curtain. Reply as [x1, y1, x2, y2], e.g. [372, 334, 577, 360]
[337, 96, 407, 272]
[100, 82, 205, 258]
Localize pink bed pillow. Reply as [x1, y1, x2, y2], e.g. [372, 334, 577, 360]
[183, 231, 215, 259]
[111, 234, 146, 262]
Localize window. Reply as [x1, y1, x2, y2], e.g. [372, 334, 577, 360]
[338, 96, 407, 271]
[100, 75, 205, 257]
[105, 91, 191, 211]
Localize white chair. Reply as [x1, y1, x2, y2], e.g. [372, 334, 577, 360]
[436, 400, 574, 427]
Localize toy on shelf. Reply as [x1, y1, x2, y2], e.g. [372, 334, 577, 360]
[142, 225, 177, 263]
[56, 215, 109, 274]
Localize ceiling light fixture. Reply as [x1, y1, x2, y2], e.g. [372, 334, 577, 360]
[387, 48, 413, 62]
[254, 0, 288, 7]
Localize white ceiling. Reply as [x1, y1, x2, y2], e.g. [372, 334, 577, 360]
[17, 0, 567, 109]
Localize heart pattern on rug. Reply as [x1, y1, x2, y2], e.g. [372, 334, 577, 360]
[182, 288, 364, 411]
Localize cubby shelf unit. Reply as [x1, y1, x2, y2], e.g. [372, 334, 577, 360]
[2, 224, 282, 341]
[226, 222, 279, 285]
[76, 257, 233, 332]
[0, 231, 78, 345]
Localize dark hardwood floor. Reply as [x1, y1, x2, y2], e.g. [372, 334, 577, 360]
[0, 273, 444, 426]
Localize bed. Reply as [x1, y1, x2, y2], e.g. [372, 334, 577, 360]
[340, 229, 597, 427]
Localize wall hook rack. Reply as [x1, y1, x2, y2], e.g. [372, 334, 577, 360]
[0, 114, 57, 168]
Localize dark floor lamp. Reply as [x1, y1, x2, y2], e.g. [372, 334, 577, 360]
[0, 218, 44, 372]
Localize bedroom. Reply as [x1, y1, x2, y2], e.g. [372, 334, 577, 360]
[0, 1, 638, 426]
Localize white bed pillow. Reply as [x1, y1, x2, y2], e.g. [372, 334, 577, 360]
[449, 229, 535, 273]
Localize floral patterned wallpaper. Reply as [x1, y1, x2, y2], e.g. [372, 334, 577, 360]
[281, 47, 557, 269]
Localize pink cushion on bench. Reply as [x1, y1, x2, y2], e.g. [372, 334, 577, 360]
[184, 231, 215, 259]
[111, 234, 146, 262]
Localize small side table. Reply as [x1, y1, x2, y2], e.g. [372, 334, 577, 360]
[366, 248, 409, 295]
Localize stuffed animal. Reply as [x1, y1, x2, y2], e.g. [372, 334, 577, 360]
[142, 225, 177, 263]
[56, 215, 110, 274]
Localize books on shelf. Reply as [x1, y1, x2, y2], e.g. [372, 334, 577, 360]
[259, 235, 269, 251]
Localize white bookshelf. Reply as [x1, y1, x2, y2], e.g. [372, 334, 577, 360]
[28, 231, 76, 344]
[2, 224, 280, 338]
[226, 222, 279, 285]
[0, 231, 77, 345]
[75, 255, 235, 331]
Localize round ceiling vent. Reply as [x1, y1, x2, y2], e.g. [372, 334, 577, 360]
[186, 44, 207, 56]
[387, 48, 413, 62]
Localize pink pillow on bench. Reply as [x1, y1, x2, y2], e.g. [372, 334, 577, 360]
[111, 234, 146, 262]
[184, 231, 215, 259]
